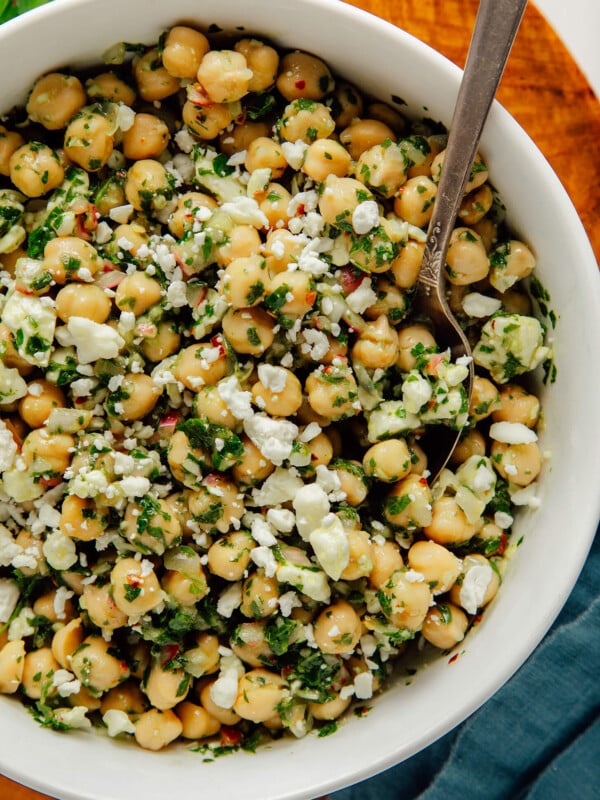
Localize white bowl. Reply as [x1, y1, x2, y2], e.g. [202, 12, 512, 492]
[1, 1, 599, 799]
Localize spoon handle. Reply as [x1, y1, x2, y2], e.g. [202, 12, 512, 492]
[419, 0, 528, 292]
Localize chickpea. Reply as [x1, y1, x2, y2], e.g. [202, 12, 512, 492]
[473, 216, 498, 252]
[207, 530, 254, 581]
[161, 547, 209, 606]
[394, 175, 437, 227]
[276, 50, 334, 100]
[369, 539, 404, 589]
[21, 428, 74, 475]
[352, 315, 399, 369]
[252, 367, 303, 417]
[384, 474, 433, 531]
[162, 26, 210, 79]
[490, 441, 542, 486]
[176, 701, 221, 739]
[450, 554, 501, 613]
[110, 557, 164, 616]
[215, 224, 262, 267]
[219, 120, 271, 156]
[366, 102, 406, 135]
[18, 380, 66, 428]
[172, 341, 228, 391]
[233, 668, 288, 723]
[21, 647, 60, 699]
[356, 141, 408, 198]
[495, 288, 532, 316]
[331, 81, 364, 129]
[33, 587, 76, 623]
[221, 254, 270, 309]
[278, 100, 335, 144]
[134, 708, 183, 750]
[332, 461, 368, 506]
[115, 373, 161, 422]
[145, 660, 190, 710]
[51, 617, 84, 668]
[55, 283, 111, 324]
[0, 639, 26, 694]
[59, 496, 105, 542]
[182, 101, 233, 140]
[304, 431, 335, 471]
[85, 72, 136, 105]
[257, 181, 292, 228]
[9, 141, 64, 197]
[302, 138, 352, 182]
[122, 113, 170, 160]
[26, 73, 86, 130]
[189, 474, 245, 533]
[263, 229, 305, 273]
[340, 530, 373, 581]
[121, 497, 181, 555]
[396, 324, 437, 373]
[196, 49, 252, 103]
[492, 384, 540, 428]
[70, 634, 130, 695]
[339, 118, 395, 160]
[432, 149, 488, 193]
[469, 375, 501, 421]
[199, 680, 242, 725]
[234, 38, 279, 93]
[230, 621, 275, 668]
[115, 270, 163, 315]
[378, 569, 432, 631]
[422, 603, 469, 649]
[43, 236, 101, 284]
[390, 240, 425, 289]
[221, 307, 276, 356]
[133, 48, 180, 102]
[313, 600, 362, 655]
[458, 184, 494, 225]
[489, 239, 536, 293]
[141, 321, 182, 362]
[450, 428, 487, 466]
[100, 680, 148, 718]
[424, 496, 480, 545]
[64, 109, 114, 171]
[407, 540, 461, 595]
[318, 174, 373, 226]
[231, 435, 275, 486]
[305, 365, 360, 422]
[365, 277, 408, 324]
[111, 222, 148, 255]
[183, 632, 221, 678]
[267, 270, 315, 318]
[193, 385, 237, 429]
[240, 572, 280, 619]
[445, 227, 490, 285]
[245, 137, 287, 178]
[168, 191, 217, 238]
[363, 438, 412, 483]
[309, 690, 352, 721]
[124, 159, 172, 212]
[82, 583, 128, 632]
[0, 126, 25, 176]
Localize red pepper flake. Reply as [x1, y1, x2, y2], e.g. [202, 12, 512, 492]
[220, 726, 242, 747]
[160, 643, 180, 667]
[210, 334, 226, 356]
[418, 477, 429, 486]
[305, 290, 317, 306]
[497, 533, 508, 555]
[448, 652, 460, 664]
[295, 79, 306, 90]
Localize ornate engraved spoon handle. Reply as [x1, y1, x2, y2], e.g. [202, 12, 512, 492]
[419, 0, 528, 296]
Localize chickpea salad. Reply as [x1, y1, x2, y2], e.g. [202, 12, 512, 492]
[0, 25, 552, 752]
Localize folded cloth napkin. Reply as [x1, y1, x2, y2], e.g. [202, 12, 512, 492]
[330, 526, 600, 800]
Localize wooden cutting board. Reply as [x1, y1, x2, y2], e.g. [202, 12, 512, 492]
[1, 2, 598, 800]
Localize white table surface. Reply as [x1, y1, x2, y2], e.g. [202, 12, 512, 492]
[534, 0, 600, 98]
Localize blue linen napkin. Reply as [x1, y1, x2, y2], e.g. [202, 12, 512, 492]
[330, 526, 600, 800]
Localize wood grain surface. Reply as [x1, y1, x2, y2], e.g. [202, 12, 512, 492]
[1, 2, 598, 800]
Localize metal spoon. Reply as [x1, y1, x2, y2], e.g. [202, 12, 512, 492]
[413, 0, 528, 479]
